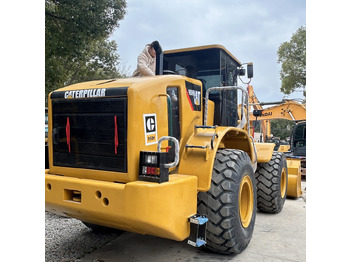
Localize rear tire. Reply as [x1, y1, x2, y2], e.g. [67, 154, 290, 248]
[255, 151, 288, 213]
[197, 149, 257, 254]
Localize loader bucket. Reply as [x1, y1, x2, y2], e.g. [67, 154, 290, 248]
[286, 158, 302, 198]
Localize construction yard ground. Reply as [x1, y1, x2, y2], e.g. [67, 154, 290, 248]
[77, 181, 306, 262]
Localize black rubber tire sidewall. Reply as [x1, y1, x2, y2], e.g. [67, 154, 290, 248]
[255, 151, 288, 213]
[197, 149, 257, 254]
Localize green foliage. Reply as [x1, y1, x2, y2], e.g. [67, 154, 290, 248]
[270, 119, 294, 140]
[277, 26, 306, 97]
[252, 119, 294, 141]
[65, 39, 124, 84]
[45, 0, 127, 101]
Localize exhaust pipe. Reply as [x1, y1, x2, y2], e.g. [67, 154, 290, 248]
[155, 42, 163, 75]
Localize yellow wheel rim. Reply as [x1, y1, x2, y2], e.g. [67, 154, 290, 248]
[280, 168, 287, 198]
[239, 175, 254, 228]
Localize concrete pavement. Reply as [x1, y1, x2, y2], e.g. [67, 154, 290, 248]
[80, 183, 306, 262]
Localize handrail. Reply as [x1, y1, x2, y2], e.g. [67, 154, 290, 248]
[204, 86, 250, 132]
[157, 136, 180, 168]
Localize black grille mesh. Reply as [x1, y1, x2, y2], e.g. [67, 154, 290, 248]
[51, 97, 127, 172]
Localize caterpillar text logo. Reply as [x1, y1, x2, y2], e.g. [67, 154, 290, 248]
[64, 88, 106, 99]
[143, 114, 158, 146]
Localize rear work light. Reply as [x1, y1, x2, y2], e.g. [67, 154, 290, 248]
[139, 136, 180, 183]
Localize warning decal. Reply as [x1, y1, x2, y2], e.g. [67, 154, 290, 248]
[143, 114, 158, 145]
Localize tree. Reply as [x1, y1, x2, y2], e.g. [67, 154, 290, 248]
[252, 119, 294, 141]
[277, 26, 306, 97]
[45, 0, 127, 100]
[63, 39, 125, 85]
[270, 119, 294, 140]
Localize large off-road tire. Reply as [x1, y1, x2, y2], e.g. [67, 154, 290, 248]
[197, 149, 257, 254]
[255, 151, 288, 213]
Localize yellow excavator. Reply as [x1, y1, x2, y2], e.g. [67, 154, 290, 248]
[247, 85, 306, 142]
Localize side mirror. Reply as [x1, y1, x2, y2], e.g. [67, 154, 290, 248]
[247, 63, 253, 78]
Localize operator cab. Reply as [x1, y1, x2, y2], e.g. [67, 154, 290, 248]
[162, 45, 250, 127]
[290, 121, 306, 157]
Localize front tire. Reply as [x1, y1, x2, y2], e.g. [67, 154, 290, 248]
[255, 151, 288, 213]
[197, 149, 257, 254]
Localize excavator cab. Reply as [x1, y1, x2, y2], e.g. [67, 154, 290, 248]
[163, 45, 250, 127]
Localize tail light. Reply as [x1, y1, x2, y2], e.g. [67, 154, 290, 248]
[139, 151, 169, 183]
[138, 136, 180, 183]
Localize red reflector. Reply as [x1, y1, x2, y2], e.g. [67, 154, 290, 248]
[66, 117, 71, 153]
[114, 115, 119, 154]
[145, 167, 160, 175]
[147, 167, 156, 175]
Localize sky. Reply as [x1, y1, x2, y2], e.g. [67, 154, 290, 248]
[110, 0, 306, 103]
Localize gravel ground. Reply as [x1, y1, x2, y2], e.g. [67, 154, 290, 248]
[45, 212, 120, 262]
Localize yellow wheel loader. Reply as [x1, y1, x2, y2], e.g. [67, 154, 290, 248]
[46, 45, 293, 255]
[247, 86, 305, 195]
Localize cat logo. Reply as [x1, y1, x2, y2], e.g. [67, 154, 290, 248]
[145, 116, 156, 133]
[143, 114, 157, 145]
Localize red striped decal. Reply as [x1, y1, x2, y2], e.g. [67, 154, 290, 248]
[186, 89, 194, 111]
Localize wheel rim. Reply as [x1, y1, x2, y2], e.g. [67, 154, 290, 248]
[280, 168, 287, 198]
[239, 175, 254, 228]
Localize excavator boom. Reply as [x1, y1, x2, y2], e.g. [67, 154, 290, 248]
[251, 100, 306, 121]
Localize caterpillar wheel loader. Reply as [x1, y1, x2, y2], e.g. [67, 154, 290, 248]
[45, 44, 289, 255]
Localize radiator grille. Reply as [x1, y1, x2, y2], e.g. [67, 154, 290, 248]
[51, 95, 127, 173]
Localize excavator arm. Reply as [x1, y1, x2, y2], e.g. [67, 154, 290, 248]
[247, 85, 270, 141]
[250, 100, 306, 121]
[247, 85, 306, 142]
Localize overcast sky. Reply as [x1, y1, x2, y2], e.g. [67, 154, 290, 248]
[110, 0, 306, 103]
